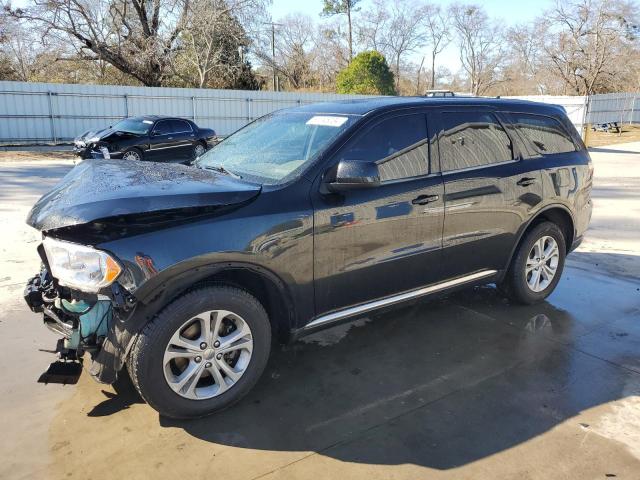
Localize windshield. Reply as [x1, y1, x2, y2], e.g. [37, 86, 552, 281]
[112, 118, 153, 135]
[196, 111, 359, 184]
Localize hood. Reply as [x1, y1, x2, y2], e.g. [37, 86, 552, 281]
[27, 159, 261, 232]
[75, 127, 137, 145]
[75, 127, 110, 143]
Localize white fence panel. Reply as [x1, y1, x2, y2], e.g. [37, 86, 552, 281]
[2, 81, 636, 144]
[507, 95, 588, 134]
[0, 81, 371, 144]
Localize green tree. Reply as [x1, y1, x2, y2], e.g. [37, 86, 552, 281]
[321, 0, 361, 59]
[336, 50, 396, 95]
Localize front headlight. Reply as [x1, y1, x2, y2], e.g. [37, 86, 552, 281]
[43, 237, 122, 293]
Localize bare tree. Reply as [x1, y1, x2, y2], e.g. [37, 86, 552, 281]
[543, 0, 639, 95]
[321, 0, 360, 60]
[311, 22, 350, 90]
[360, 0, 427, 90]
[7, 0, 194, 86]
[449, 3, 504, 95]
[176, 0, 263, 88]
[423, 4, 451, 90]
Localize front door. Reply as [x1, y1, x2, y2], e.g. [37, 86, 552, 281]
[431, 109, 543, 279]
[148, 119, 175, 161]
[312, 112, 445, 316]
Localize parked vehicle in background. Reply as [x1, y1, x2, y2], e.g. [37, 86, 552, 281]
[73, 116, 216, 162]
[25, 96, 592, 419]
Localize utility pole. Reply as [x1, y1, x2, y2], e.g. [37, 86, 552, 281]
[263, 22, 283, 92]
[271, 23, 277, 91]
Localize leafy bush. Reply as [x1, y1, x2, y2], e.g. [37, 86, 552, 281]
[336, 51, 396, 95]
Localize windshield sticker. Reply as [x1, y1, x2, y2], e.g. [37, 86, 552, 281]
[142, 120, 154, 124]
[306, 116, 349, 127]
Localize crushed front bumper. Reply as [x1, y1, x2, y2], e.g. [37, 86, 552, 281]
[24, 267, 136, 385]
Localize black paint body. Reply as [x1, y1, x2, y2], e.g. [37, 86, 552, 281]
[73, 115, 216, 162]
[27, 97, 593, 381]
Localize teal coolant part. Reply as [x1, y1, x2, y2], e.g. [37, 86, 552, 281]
[64, 300, 112, 348]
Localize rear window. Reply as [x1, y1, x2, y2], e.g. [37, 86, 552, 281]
[510, 113, 576, 155]
[439, 112, 513, 171]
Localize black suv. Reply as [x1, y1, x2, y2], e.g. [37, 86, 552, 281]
[73, 116, 216, 162]
[24, 97, 592, 418]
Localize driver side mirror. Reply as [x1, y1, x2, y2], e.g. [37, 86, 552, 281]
[326, 159, 381, 192]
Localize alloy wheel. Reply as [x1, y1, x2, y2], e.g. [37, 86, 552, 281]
[525, 235, 560, 292]
[163, 310, 254, 400]
[194, 144, 206, 158]
[123, 150, 141, 161]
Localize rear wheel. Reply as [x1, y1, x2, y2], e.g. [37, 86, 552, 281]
[192, 142, 207, 159]
[499, 221, 566, 304]
[128, 285, 271, 418]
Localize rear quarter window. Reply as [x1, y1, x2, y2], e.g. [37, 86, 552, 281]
[510, 113, 576, 155]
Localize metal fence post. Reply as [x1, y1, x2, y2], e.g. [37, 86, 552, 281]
[192, 96, 196, 122]
[124, 94, 129, 117]
[245, 98, 251, 121]
[581, 94, 590, 144]
[47, 91, 57, 144]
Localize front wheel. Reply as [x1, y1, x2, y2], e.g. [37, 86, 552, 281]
[499, 221, 566, 305]
[122, 148, 143, 162]
[128, 285, 271, 418]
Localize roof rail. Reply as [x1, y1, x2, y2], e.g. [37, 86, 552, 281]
[423, 90, 456, 97]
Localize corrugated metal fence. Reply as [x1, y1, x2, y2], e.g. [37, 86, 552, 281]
[0, 80, 637, 144]
[0, 81, 370, 144]
[586, 92, 640, 125]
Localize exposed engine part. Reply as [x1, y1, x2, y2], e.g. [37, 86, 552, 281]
[43, 307, 73, 339]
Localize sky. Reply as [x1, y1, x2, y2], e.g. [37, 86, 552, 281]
[271, 0, 556, 72]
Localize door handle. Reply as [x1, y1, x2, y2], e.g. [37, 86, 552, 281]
[167, 136, 174, 140]
[517, 177, 537, 187]
[412, 194, 439, 205]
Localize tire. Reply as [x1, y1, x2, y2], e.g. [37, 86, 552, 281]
[192, 141, 207, 159]
[122, 148, 143, 162]
[128, 285, 271, 418]
[499, 221, 566, 305]
[112, 366, 142, 401]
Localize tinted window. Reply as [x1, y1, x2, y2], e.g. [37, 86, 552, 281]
[341, 114, 429, 181]
[170, 119, 193, 133]
[511, 113, 576, 154]
[439, 112, 513, 171]
[153, 120, 171, 135]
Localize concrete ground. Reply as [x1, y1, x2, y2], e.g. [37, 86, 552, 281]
[0, 145, 638, 480]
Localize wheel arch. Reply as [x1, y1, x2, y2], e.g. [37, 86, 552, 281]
[130, 261, 297, 344]
[502, 204, 575, 275]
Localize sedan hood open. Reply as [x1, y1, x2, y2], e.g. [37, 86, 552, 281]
[27, 159, 261, 231]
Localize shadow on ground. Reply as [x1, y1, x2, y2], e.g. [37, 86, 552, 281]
[92, 253, 639, 471]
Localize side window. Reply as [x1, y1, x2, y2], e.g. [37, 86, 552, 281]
[153, 120, 171, 136]
[341, 114, 429, 182]
[510, 113, 576, 155]
[439, 112, 513, 171]
[170, 119, 193, 133]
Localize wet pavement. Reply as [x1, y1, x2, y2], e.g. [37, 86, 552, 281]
[0, 148, 639, 480]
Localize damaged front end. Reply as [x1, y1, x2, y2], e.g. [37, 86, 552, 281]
[24, 240, 136, 385]
[23, 158, 262, 387]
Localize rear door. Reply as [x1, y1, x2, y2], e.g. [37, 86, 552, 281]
[312, 111, 445, 315]
[167, 119, 196, 161]
[431, 109, 543, 278]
